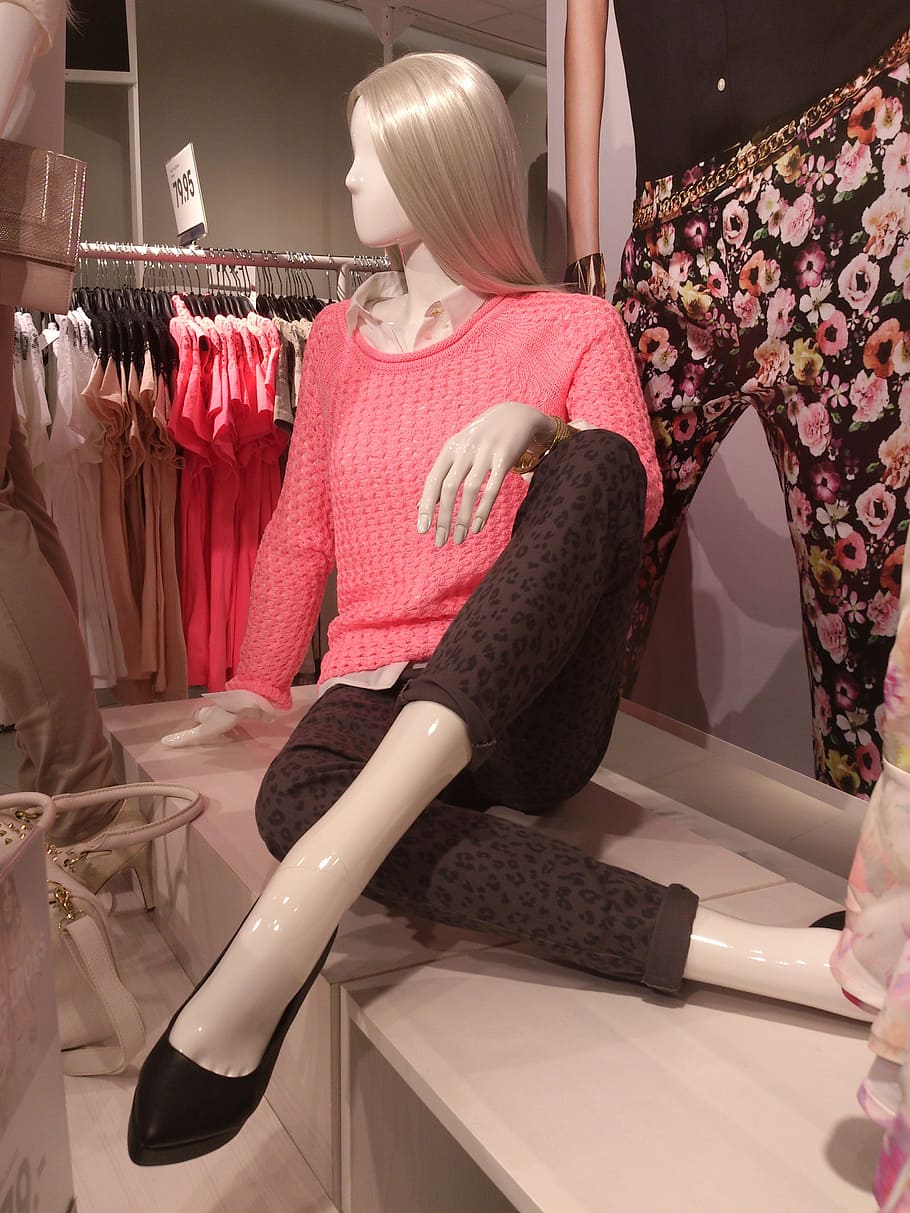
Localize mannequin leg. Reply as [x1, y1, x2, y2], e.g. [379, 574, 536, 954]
[0, 307, 114, 816]
[684, 908, 870, 1021]
[168, 698, 472, 1074]
[257, 684, 693, 988]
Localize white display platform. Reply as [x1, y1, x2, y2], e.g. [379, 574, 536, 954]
[100, 693, 879, 1212]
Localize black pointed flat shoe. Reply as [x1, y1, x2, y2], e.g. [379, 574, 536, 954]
[128, 932, 336, 1166]
[810, 910, 846, 931]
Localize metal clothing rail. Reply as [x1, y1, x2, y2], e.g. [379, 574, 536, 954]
[77, 242, 389, 300]
[77, 241, 389, 273]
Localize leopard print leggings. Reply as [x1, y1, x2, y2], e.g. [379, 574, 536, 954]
[256, 430, 698, 992]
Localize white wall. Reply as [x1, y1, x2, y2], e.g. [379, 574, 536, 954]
[546, 0, 814, 776]
[65, 82, 132, 242]
[64, 0, 547, 264]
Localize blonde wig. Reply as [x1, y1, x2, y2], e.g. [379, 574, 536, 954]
[348, 53, 550, 296]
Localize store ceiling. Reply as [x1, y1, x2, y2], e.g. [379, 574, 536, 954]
[328, 0, 547, 64]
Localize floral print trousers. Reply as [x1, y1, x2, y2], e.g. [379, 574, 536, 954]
[614, 51, 910, 798]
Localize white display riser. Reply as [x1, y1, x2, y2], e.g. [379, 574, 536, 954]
[102, 693, 879, 1212]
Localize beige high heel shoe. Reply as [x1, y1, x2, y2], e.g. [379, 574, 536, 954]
[42, 782, 204, 911]
[47, 797, 157, 907]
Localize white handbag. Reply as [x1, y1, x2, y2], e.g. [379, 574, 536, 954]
[0, 782, 204, 1076]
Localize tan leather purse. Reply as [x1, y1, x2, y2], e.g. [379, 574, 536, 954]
[0, 138, 86, 313]
[0, 783, 205, 1075]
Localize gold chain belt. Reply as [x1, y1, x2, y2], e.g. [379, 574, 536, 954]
[632, 28, 910, 231]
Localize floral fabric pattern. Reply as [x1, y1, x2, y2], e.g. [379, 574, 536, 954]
[877, 1107, 910, 1211]
[833, 533, 910, 1210]
[615, 57, 910, 797]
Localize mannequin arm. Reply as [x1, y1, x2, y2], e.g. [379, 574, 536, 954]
[0, 4, 45, 137]
[564, 0, 609, 264]
[418, 401, 562, 546]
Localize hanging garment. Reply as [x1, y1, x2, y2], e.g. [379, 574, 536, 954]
[13, 296, 192, 703]
[167, 297, 287, 690]
[11, 312, 51, 475]
[273, 315, 312, 426]
[14, 262, 323, 701]
[81, 349, 148, 697]
[42, 312, 125, 688]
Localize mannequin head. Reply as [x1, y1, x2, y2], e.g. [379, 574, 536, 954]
[347, 53, 548, 296]
[346, 98, 420, 251]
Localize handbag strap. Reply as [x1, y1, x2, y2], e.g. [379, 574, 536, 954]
[46, 782, 204, 850]
[49, 871, 146, 1076]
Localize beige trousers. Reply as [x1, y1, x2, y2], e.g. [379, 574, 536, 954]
[0, 305, 113, 796]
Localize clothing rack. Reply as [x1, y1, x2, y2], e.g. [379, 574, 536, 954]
[77, 242, 390, 297]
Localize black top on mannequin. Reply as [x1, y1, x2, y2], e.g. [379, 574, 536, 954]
[614, 0, 908, 183]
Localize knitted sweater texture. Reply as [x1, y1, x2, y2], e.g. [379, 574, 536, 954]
[228, 291, 661, 708]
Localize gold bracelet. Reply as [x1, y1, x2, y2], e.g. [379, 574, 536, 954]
[511, 415, 574, 474]
[565, 252, 608, 298]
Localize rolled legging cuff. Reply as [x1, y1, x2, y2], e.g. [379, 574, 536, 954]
[398, 675, 496, 768]
[642, 883, 699, 994]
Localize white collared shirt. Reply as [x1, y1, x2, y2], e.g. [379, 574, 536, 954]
[346, 271, 488, 353]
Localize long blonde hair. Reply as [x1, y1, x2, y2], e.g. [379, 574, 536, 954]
[348, 53, 550, 296]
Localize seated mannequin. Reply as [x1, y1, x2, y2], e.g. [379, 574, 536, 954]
[129, 52, 869, 1168]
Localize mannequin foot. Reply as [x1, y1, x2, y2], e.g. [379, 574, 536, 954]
[129, 700, 472, 1164]
[166, 926, 339, 1076]
[685, 909, 873, 1022]
[128, 932, 336, 1166]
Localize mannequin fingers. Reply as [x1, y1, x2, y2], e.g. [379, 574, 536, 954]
[418, 449, 455, 534]
[161, 705, 239, 747]
[434, 461, 473, 545]
[469, 461, 509, 535]
[161, 722, 211, 748]
[452, 468, 491, 544]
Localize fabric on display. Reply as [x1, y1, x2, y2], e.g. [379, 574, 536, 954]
[12, 279, 321, 700]
[833, 545, 910, 1208]
[616, 51, 910, 799]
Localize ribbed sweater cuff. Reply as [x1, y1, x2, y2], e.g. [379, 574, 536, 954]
[224, 675, 292, 711]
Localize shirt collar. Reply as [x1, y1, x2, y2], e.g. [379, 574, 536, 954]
[345, 270, 487, 350]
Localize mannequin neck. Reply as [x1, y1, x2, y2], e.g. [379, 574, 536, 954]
[396, 240, 465, 317]
[368, 240, 482, 351]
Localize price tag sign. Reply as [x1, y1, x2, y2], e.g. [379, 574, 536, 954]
[165, 142, 207, 246]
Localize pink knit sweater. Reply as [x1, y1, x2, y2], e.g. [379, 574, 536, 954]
[227, 291, 661, 708]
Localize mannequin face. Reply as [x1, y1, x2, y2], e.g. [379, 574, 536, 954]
[346, 99, 419, 250]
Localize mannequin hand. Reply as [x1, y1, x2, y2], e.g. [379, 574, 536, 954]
[418, 403, 556, 546]
[161, 690, 283, 748]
